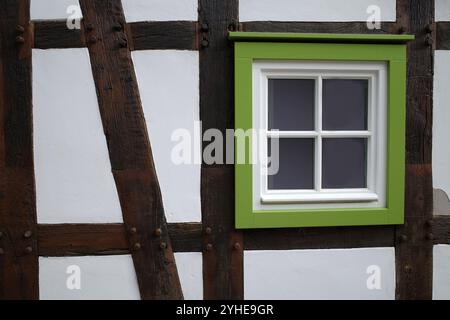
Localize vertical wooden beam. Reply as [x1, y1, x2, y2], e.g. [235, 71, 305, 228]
[78, 0, 183, 299]
[199, 0, 244, 299]
[395, 0, 434, 300]
[0, 0, 39, 299]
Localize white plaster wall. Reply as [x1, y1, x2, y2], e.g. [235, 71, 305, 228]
[436, 0, 450, 21]
[239, 0, 396, 22]
[33, 49, 123, 223]
[244, 248, 396, 300]
[132, 50, 201, 223]
[433, 245, 450, 299]
[39, 255, 140, 300]
[122, 0, 198, 22]
[31, 0, 82, 20]
[433, 51, 450, 197]
[39, 253, 202, 300]
[174, 252, 203, 300]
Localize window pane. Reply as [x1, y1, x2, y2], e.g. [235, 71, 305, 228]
[322, 138, 367, 188]
[268, 138, 314, 190]
[268, 79, 315, 131]
[322, 79, 368, 130]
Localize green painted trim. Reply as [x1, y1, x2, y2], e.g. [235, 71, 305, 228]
[235, 42, 406, 229]
[229, 31, 415, 44]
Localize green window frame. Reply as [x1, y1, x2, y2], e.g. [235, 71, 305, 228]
[232, 32, 414, 229]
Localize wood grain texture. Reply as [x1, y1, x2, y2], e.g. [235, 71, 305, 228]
[33, 20, 85, 49]
[245, 226, 395, 250]
[436, 22, 450, 50]
[395, 0, 434, 300]
[37, 223, 202, 256]
[199, 0, 243, 300]
[433, 216, 450, 244]
[79, 0, 182, 300]
[0, 0, 39, 299]
[242, 21, 399, 34]
[127, 21, 198, 51]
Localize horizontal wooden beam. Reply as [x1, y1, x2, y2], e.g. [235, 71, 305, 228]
[127, 21, 198, 51]
[241, 21, 399, 34]
[436, 22, 450, 50]
[433, 215, 450, 244]
[33, 20, 85, 49]
[37, 223, 202, 256]
[244, 225, 396, 250]
[33, 20, 199, 51]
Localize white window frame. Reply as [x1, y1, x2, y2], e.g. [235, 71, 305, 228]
[252, 60, 387, 211]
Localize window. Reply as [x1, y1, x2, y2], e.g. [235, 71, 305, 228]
[255, 61, 386, 209]
[232, 32, 413, 228]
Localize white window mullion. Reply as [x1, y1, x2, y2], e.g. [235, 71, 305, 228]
[315, 76, 323, 191]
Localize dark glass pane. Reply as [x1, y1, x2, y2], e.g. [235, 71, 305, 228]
[322, 79, 368, 130]
[268, 138, 314, 190]
[322, 138, 367, 188]
[268, 79, 315, 131]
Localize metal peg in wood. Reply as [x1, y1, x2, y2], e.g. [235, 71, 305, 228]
[16, 25, 25, 33]
[233, 242, 241, 251]
[113, 24, 122, 31]
[204, 227, 212, 235]
[15, 36, 25, 44]
[159, 242, 167, 250]
[201, 23, 209, 32]
[425, 34, 433, 47]
[404, 265, 412, 273]
[23, 230, 32, 239]
[205, 243, 213, 252]
[24, 246, 33, 254]
[400, 234, 408, 242]
[119, 39, 128, 48]
[154, 228, 162, 237]
[133, 243, 141, 251]
[85, 23, 94, 32]
[129, 227, 137, 234]
[201, 38, 209, 48]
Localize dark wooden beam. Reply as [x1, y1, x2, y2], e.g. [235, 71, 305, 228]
[433, 216, 450, 244]
[79, 0, 183, 300]
[242, 21, 399, 34]
[199, 0, 243, 300]
[245, 226, 395, 250]
[33, 20, 85, 49]
[0, 0, 39, 300]
[127, 21, 198, 51]
[436, 22, 450, 50]
[37, 223, 202, 256]
[394, 0, 434, 300]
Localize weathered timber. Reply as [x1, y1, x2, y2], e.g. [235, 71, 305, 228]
[79, 0, 182, 299]
[0, 0, 39, 299]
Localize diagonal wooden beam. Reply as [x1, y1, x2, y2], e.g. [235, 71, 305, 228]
[0, 0, 39, 299]
[78, 0, 183, 300]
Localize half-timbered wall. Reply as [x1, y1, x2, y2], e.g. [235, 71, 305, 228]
[1, 0, 447, 300]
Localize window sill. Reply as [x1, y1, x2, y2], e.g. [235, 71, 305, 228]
[261, 191, 379, 204]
